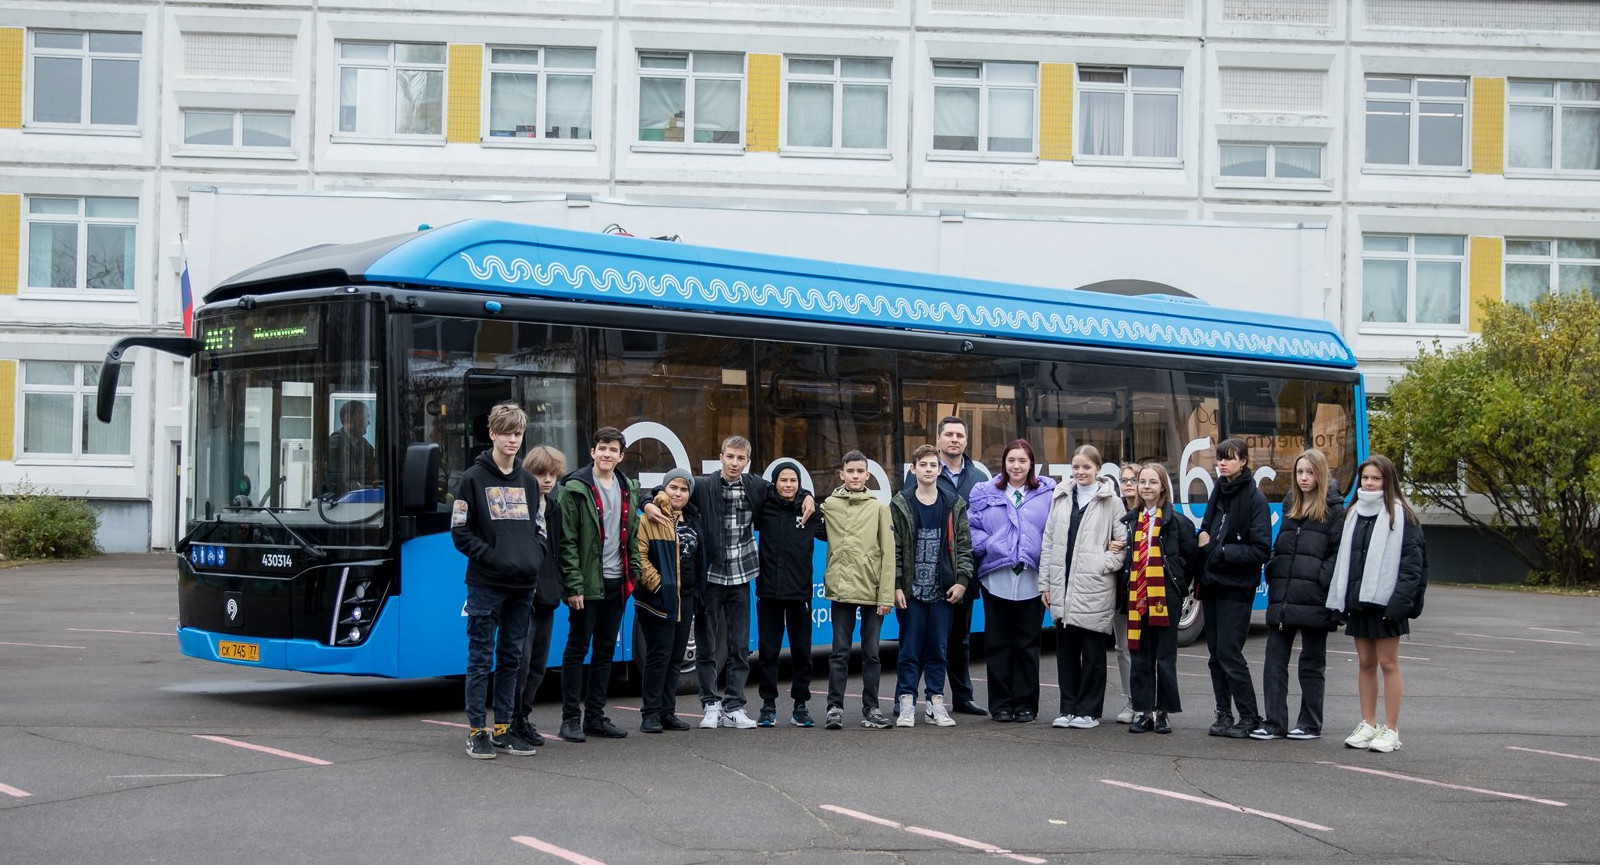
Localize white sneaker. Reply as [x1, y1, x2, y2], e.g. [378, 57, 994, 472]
[1116, 704, 1136, 724]
[1068, 715, 1100, 729]
[895, 695, 916, 728]
[1344, 720, 1379, 748]
[1368, 725, 1402, 753]
[721, 707, 758, 729]
[1286, 728, 1320, 740]
[928, 695, 956, 727]
[699, 702, 722, 729]
[1051, 714, 1075, 728]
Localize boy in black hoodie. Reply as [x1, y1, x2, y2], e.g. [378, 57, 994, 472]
[451, 402, 548, 759]
[753, 460, 826, 727]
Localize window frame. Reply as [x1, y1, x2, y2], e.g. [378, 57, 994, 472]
[25, 29, 142, 132]
[1074, 65, 1184, 166]
[178, 109, 295, 154]
[780, 55, 892, 156]
[1503, 238, 1600, 305]
[23, 195, 140, 295]
[1359, 233, 1469, 331]
[333, 40, 447, 142]
[635, 50, 747, 151]
[1505, 79, 1600, 177]
[18, 361, 135, 464]
[1362, 75, 1470, 173]
[482, 45, 598, 146]
[1216, 141, 1325, 185]
[929, 60, 1039, 160]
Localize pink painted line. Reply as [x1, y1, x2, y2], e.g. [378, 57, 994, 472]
[1506, 746, 1600, 764]
[0, 640, 87, 650]
[65, 628, 172, 636]
[1454, 632, 1591, 647]
[0, 781, 32, 798]
[1099, 779, 1333, 832]
[421, 719, 573, 743]
[1528, 627, 1582, 634]
[194, 735, 332, 766]
[512, 835, 608, 865]
[821, 804, 1047, 863]
[1318, 761, 1567, 807]
[1326, 649, 1430, 662]
[1395, 641, 1513, 654]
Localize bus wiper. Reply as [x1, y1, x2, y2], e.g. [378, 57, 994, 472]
[228, 504, 328, 561]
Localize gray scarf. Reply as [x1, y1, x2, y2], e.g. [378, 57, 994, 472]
[1326, 489, 1402, 611]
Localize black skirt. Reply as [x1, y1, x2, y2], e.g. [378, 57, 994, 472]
[1345, 607, 1408, 639]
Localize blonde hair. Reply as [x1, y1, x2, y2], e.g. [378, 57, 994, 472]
[1286, 449, 1331, 523]
[1138, 464, 1174, 510]
[1072, 444, 1103, 467]
[522, 445, 567, 477]
[487, 402, 527, 435]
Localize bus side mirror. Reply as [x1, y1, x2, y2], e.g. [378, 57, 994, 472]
[401, 443, 442, 513]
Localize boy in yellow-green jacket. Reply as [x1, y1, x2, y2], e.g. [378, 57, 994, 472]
[821, 450, 896, 730]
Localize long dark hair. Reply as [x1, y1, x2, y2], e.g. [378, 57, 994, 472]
[1355, 454, 1418, 529]
[993, 439, 1041, 491]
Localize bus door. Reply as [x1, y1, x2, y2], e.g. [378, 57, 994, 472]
[1023, 361, 1132, 482]
[465, 374, 518, 465]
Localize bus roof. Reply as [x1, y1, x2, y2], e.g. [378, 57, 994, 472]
[209, 218, 1355, 369]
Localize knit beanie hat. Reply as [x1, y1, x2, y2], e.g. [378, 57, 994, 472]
[662, 467, 695, 489]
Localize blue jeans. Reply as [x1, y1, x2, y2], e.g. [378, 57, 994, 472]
[696, 582, 752, 712]
[464, 583, 535, 729]
[895, 597, 953, 700]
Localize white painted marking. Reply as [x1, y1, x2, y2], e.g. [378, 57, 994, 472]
[66, 628, 173, 636]
[1318, 762, 1567, 807]
[1528, 627, 1582, 635]
[1506, 746, 1600, 764]
[0, 781, 32, 798]
[822, 804, 1047, 863]
[193, 735, 332, 766]
[108, 774, 226, 779]
[1326, 648, 1430, 661]
[1099, 779, 1333, 832]
[0, 640, 87, 650]
[512, 835, 609, 865]
[422, 718, 571, 743]
[1454, 632, 1591, 647]
[1402, 641, 1515, 654]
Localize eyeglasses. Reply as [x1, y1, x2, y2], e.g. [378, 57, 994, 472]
[1120, 476, 1137, 484]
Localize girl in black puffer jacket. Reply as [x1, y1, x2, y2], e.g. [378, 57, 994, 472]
[1256, 449, 1344, 741]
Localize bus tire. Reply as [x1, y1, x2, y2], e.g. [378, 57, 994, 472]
[1176, 588, 1204, 647]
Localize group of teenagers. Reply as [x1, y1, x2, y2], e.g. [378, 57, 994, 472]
[450, 405, 1427, 760]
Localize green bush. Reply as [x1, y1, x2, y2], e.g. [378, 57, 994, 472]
[0, 482, 100, 560]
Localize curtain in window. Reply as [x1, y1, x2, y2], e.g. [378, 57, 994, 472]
[987, 88, 1034, 153]
[1361, 259, 1407, 323]
[546, 75, 592, 139]
[1131, 93, 1178, 158]
[488, 72, 538, 136]
[1080, 91, 1123, 156]
[1508, 105, 1553, 168]
[89, 57, 138, 125]
[85, 224, 133, 290]
[1561, 107, 1600, 170]
[1504, 262, 1550, 306]
[1416, 260, 1462, 324]
[1417, 102, 1464, 166]
[1274, 146, 1321, 178]
[841, 84, 887, 149]
[23, 394, 73, 454]
[787, 82, 834, 147]
[395, 69, 443, 135]
[84, 395, 132, 454]
[638, 78, 685, 139]
[933, 86, 978, 150]
[694, 78, 741, 143]
[339, 67, 386, 134]
[1365, 100, 1410, 164]
[1560, 264, 1600, 298]
[27, 223, 76, 288]
[184, 112, 233, 145]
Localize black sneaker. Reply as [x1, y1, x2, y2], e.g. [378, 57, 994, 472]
[491, 723, 537, 756]
[467, 728, 496, 759]
[640, 714, 663, 734]
[559, 718, 587, 743]
[1224, 718, 1257, 739]
[660, 714, 691, 731]
[1208, 710, 1235, 737]
[861, 708, 892, 729]
[1154, 712, 1173, 734]
[758, 703, 777, 728]
[584, 715, 629, 739]
[791, 703, 815, 728]
[1128, 713, 1154, 734]
[511, 717, 545, 747]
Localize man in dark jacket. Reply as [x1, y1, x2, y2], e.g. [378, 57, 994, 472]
[451, 402, 546, 760]
[901, 417, 990, 716]
[1196, 438, 1273, 740]
[753, 460, 826, 727]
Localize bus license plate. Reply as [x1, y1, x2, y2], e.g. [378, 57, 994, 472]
[218, 641, 260, 662]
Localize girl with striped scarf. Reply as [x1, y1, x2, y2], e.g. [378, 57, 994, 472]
[1119, 464, 1201, 733]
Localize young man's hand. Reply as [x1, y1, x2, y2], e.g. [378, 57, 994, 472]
[800, 495, 816, 522]
[945, 584, 966, 604]
[895, 589, 907, 609]
[1108, 539, 1126, 553]
[642, 501, 673, 527]
[566, 594, 585, 611]
[876, 605, 891, 616]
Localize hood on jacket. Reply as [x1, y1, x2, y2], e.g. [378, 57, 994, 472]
[472, 449, 520, 480]
[1050, 476, 1119, 502]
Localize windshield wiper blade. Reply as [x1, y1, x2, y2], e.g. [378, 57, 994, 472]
[228, 505, 328, 561]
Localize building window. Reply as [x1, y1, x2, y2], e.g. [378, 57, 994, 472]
[28, 30, 141, 128]
[638, 52, 744, 146]
[1364, 76, 1467, 169]
[1507, 80, 1600, 173]
[932, 61, 1036, 155]
[784, 56, 890, 151]
[25, 197, 137, 291]
[21, 362, 133, 458]
[486, 46, 596, 140]
[181, 110, 293, 149]
[1361, 234, 1466, 326]
[1219, 142, 1322, 180]
[336, 41, 445, 138]
[1077, 66, 1182, 160]
[1504, 239, 1600, 305]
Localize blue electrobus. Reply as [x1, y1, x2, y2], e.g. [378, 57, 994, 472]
[98, 219, 1363, 678]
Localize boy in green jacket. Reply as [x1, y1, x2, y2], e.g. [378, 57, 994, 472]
[821, 450, 896, 730]
[891, 444, 974, 728]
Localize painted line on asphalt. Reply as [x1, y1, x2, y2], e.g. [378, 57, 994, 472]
[65, 628, 173, 637]
[512, 834, 608, 864]
[0, 781, 32, 798]
[1506, 746, 1600, 764]
[422, 718, 575, 743]
[821, 804, 1047, 863]
[1401, 641, 1514, 654]
[0, 640, 87, 650]
[1099, 779, 1332, 832]
[1318, 761, 1567, 807]
[193, 735, 332, 766]
[1454, 632, 1591, 647]
[1528, 627, 1582, 635]
[1326, 648, 1430, 662]
[109, 774, 225, 779]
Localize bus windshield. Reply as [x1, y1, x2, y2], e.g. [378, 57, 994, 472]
[187, 300, 387, 548]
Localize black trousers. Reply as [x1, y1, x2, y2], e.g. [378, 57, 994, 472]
[1262, 625, 1327, 735]
[756, 597, 813, 704]
[1128, 623, 1181, 713]
[560, 583, 626, 723]
[1055, 623, 1108, 719]
[984, 594, 1043, 715]
[945, 582, 979, 704]
[638, 611, 694, 719]
[513, 603, 556, 722]
[1202, 588, 1259, 721]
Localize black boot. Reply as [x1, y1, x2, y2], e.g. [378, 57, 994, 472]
[1208, 710, 1234, 737]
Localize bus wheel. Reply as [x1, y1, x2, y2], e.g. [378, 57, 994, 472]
[1176, 588, 1204, 647]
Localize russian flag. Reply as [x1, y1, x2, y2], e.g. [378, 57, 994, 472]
[179, 239, 194, 338]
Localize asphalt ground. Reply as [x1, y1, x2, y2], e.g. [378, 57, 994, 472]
[1, 554, 1597, 865]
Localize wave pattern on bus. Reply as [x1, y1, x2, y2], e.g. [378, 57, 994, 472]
[455, 253, 1351, 363]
